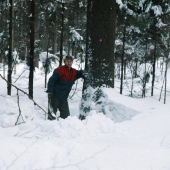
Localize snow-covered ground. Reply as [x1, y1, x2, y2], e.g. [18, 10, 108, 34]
[0, 60, 170, 170]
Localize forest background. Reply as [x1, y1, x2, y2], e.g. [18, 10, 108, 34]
[0, 0, 170, 113]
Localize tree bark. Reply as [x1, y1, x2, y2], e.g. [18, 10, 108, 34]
[7, 0, 14, 95]
[59, 2, 65, 66]
[135, 59, 138, 78]
[142, 44, 148, 98]
[120, 26, 126, 94]
[164, 52, 169, 104]
[29, 0, 35, 99]
[80, 0, 116, 118]
[45, 36, 49, 88]
[124, 59, 126, 80]
[112, 56, 115, 88]
[151, 43, 156, 96]
[85, 0, 116, 88]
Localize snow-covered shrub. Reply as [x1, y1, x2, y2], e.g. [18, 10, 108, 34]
[39, 52, 58, 73]
[80, 87, 138, 122]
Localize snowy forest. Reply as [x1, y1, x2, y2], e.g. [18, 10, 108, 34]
[0, 0, 170, 170]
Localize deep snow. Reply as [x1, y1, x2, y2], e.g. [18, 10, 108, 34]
[0, 60, 170, 170]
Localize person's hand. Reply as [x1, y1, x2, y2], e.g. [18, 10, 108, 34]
[48, 93, 53, 99]
[82, 70, 89, 79]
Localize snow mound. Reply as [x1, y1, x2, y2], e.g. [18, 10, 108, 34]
[0, 96, 21, 127]
[0, 111, 115, 140]
[80, 87, 139, 123]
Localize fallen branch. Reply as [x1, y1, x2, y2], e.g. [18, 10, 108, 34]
[15, 89, 25, 125]
[14, 66, 28, 83]
[0, 74, 48, 121]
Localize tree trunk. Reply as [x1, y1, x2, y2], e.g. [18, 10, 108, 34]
[80, 0, 116, 118]
[85, 0, 116, 88]
[52, 34, 58, 54]
[159, 76, 165, 101]
[42, 32, 48, 51]
[7, 0, 14, 95]
[72, 43, 75, 57]
[142, 61, 146, 98]
[82, 0, 91, 92]
[44, 13, 50, 88]
[1, 38, 4, 77]
[135, 60, 138, 78]
[0, 4, 2, 63]
[29, 0, 35, 99]
[131, 70, 134, 97]
[3, 58, 5, 78]
[151, 43, 156, 96]
[112, 56, 115, 88]
[164, 52, 169, 104]
[124, 59, 126, 80]
[2, 38, 6, 78]
[59, 2, 64, 66]
[120, 26, 126, 94]
[142, 45, 148, 98]
[45, 36, 49, 88]
[117, 63, 121, 79]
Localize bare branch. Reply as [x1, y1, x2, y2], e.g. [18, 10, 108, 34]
[15, 90, 25, 125]
[0, 74, 48, 119]
[6, 141, 36, 170]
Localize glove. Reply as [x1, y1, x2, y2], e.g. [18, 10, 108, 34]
[82, 70, 89, 79]
[48, 93, 53, 100]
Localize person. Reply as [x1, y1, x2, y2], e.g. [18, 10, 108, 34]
[47, 56, 87, 120]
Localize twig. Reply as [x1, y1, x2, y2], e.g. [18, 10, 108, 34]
[159, 76, 165, 101]
[15, 90, 25, 125]
[0, 74, 48, 119]
[6, 141, 36, 170]
[14, 66, 28, 83]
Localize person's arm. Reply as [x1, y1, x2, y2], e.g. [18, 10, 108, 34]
[76, 70, 88, 80]
[76, 70, 83, 80]
[47, 70, 59, 94]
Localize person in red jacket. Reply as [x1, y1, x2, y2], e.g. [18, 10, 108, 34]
[47, 56, 87, 120]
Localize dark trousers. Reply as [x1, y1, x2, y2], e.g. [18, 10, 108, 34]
[51, 96, 70, 119]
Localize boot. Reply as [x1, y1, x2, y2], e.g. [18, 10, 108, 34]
[48, 112, 56, 120]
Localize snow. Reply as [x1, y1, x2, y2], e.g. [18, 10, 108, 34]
[139, 0, 146, 10]
[0, 60, 170, 170]
[70, 28, 83, 41]
[126, 26, 141, 34]
[137, 63, 152, 79]
[151, 5, 163, 16]
[80, 87, 139, 122]
[145, 2, 152, 13]
[79, 2, 83, 8]
[39, 52, 57, 63]
[156, 19, 167, 28]
[116, 0, 124, 9]
[0, 32, 4, 38]
[115, 39, 122, 46]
